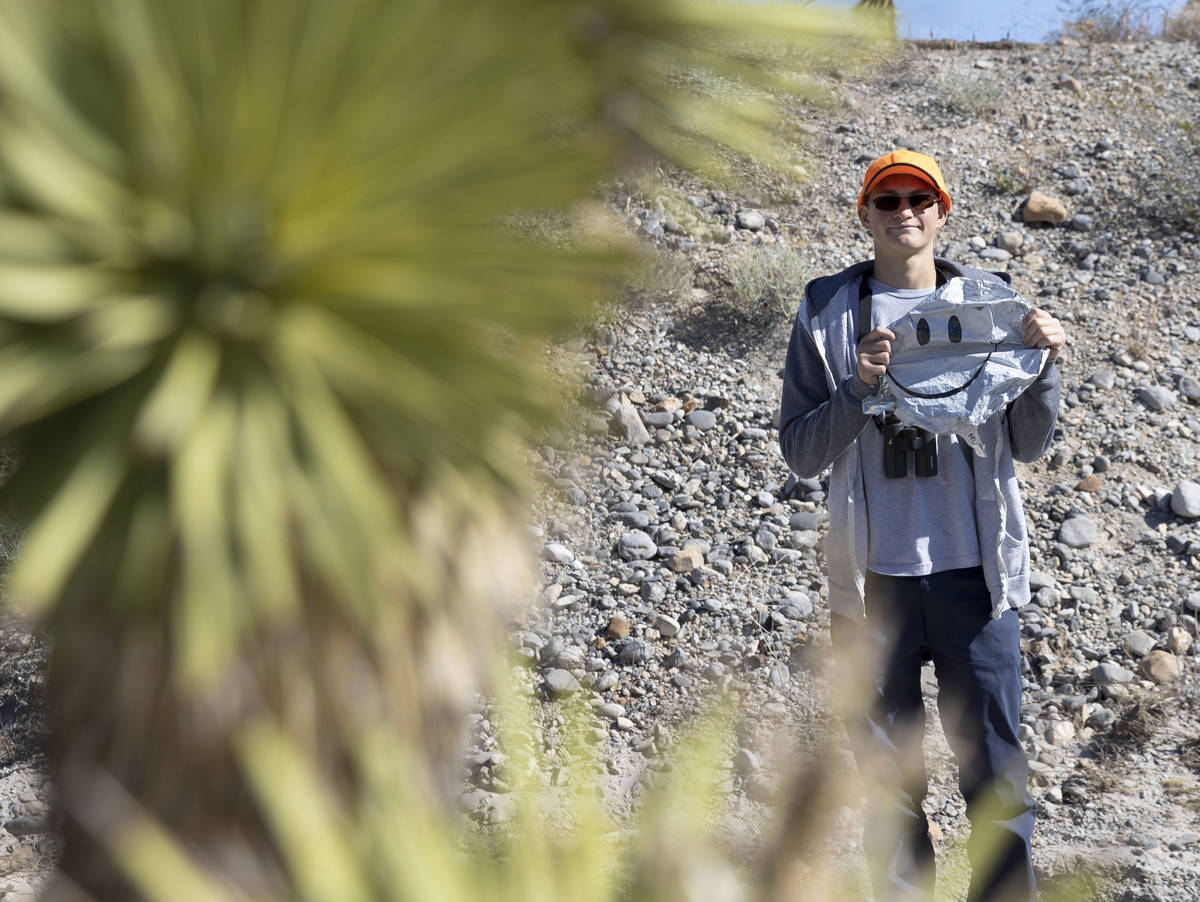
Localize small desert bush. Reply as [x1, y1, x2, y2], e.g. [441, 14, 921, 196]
[727, 245, 809, 322]
[1165, 0, 1200, 40]
[1055, 0, 1169, 41]
[627, 246, 696, 302]
[936, 71, 1005, 117]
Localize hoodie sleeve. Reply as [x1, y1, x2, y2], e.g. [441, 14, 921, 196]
[778, 299, 875, 479]
[1007, 358, 1061, 462]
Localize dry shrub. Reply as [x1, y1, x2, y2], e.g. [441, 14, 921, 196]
[1164, 0, 1200, 39]
[1055, 0, 1169, 41]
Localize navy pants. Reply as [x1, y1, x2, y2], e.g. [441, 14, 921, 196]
[831, 567, 1036, 902]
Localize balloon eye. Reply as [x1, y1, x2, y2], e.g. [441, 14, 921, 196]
[916, 318, 930, 345]
[948, 315, 962, 343]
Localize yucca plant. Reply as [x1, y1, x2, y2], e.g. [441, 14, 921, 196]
[0, 1, 894, 898]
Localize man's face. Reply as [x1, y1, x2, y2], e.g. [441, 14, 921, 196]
[857, 173, 947, 259]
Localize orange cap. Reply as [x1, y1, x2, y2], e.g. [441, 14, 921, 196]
[857, 150, 951, 213]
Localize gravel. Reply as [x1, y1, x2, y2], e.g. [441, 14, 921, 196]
[507, 36, 1200, 901]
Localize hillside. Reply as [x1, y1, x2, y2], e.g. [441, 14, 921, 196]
[510, 36, 1200, 901]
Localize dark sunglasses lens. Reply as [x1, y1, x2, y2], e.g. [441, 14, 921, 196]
[871, 194, 937, 212]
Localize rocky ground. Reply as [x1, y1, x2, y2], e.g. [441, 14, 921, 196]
[0, 615, 52, 900]
[3, 34, 1200, 902]
[466, 36, 1200, 902]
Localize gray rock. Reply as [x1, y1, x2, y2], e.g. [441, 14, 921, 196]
[542, 542, 574, 563]
[1058, 516, 1099, 548]
[544, 669, 580, 696]
[996, 230, 1024, 254]
[686, 409, 718, 431]
[553, 645, 586, 670]
[735, 209, 765, 231]
[755, 527, 778, 552]
[618, 531, 658, 561]
[789, 529, 820, 550]
[1138, 385, 1177, 411]
[1086, 707, 1116, 730]
[654, 614, 682, 638]
[789, 510, 824, 531]
[1091, 662, 1136, 685]
[1029, 570, 1056, 591]
[778, 594, 813, 620]
[1171, 480, 1200, 518]
[733, 747, 760, 774]
[3, 816, 48, 837]
[1180, 375, 1200, 402]
[1036, 586, 1062, 607]
[768, 662, 791, 689]
[1070, 586, 1099, 606]
[1045, 720, 1075, 747]
[617, 396, 652, 445]
[610, 504, 650, 529]
[618, 639, 653, 666]
[1087, 369, 1115, 389]
[596, 702, 626, 720]
[1122, 630, 1157, 658]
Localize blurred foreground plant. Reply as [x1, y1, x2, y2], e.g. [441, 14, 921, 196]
[0, 0, 895, 898]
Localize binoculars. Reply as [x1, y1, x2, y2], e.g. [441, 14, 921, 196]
[880, 414, 938, 479]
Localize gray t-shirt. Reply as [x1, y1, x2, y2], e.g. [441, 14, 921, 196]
[859, 278, 982, 576]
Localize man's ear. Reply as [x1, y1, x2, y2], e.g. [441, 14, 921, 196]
[857, 204, 870, 228]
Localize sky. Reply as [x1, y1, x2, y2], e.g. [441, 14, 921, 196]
[824, 0, 1191, 43]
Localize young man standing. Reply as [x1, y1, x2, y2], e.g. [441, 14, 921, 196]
[778, 150, 1065, 901]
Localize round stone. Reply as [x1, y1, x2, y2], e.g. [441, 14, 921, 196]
[544, 669, 580, 696]
[1045, 720, 1076, 747]
[618, 531, 658, 561]
[542, 542, 574, 563]
[1171, 480, 1200, 518]
[1138, 385, 1177, 411]
[1091, 662, 1135, 685]
[686, 409, 718, 431]
[1023, 190, 1068, 224]
[789, 510, 824, 531]
[618, 639, 653, 666]
[735, 209, 765, 231]
[1139, 650, 1182, 685]
[654, 614, 681, 638]
[1122, 630, 1156, 658]
[1058, 516, 1099, 548]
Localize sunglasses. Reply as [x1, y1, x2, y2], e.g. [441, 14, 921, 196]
[867, 192, 940, 213]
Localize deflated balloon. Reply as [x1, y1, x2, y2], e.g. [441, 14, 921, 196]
[863, 278, 1048, 454]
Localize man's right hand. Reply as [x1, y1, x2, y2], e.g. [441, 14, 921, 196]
[856, 326, 895, 387]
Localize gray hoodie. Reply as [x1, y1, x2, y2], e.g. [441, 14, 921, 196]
[777, 258, 1061, 621]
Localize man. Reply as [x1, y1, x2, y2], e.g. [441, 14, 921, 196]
[777, 150, 1064, 901]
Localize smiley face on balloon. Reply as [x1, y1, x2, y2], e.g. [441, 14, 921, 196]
[862, 278, 1048, 454]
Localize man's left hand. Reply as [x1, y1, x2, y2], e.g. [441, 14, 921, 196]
[1022, 308, 1066, 361]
